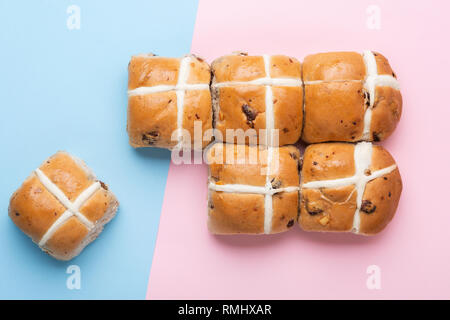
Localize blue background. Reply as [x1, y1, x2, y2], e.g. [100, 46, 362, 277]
[0, 0, 199, 299]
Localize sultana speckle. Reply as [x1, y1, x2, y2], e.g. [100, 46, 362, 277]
[361, 200, 376, 214]
[241, 104, 258, 128]
[142, 131, 160, 145]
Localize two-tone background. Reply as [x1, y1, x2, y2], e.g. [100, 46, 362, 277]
[1, 0, 449, 299]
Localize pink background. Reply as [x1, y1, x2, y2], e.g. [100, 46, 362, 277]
[147, 0, 450, 299]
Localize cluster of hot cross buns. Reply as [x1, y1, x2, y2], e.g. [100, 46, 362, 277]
[127, 51, 403, 236]
[7, 51, 404, 262]
[127, 51, 401, 149]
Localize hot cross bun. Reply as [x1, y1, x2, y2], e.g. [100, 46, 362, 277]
[127, 53, 212, 150]
[207, 143, 300, 234]
[302, 51, 402, 143]
[299, 142, 402, 235]
[9, 152, 119, 260]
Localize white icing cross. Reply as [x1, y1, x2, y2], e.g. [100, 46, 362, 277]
[34, 168, 101, 247]
[209, 178, 300, 234]
[127, 55, 210, 148]
[212, 54, 302, 146]
[127, 56, 209, 96]
[301, 142, 397, 233]
[262, 55, 277, 233]
[214, 78, 302, 87]
[362, 51, 400, 139]
[209, 149, 299, 234]
[303, 51, 400, 141]
[212, 55, 302, 89]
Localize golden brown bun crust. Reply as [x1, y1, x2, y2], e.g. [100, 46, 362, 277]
[211, 53, 303, 146]
[208, 143, 267, 186]
[214, 86, 267, 143]
[302, 82, 365, 143]
[128, 92, 178, 149]
[299, 143, 402, 235]
[273, 86, 303, 146]
[39, 152, 94, 201]
[9, 175, 67, 243]
[302, 143, 355, 182]
[128, 56, 179, 89]
[208, 193, 265, 234]
[207, 144, 300, 187]
[300, 143, 357, 232]
[79, 187, 117, 223]
[44, 217, 89, 260]
[373, 52, 395, 76]
[271, 191, 298, 233]
[303, 52, 366, 81]
[207, 144, 300, 234]
[359, 146, 403, 234]
[212, 54, 266, 82]
[371, 86, 402, 142]
[8, 151, 118, 260]
[302, 51, 401, 143]
[183, 90, 213, 149]
[270, 55, 302, 78]
[300, 186, 357, 232]
[127, 54, 212, 149]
